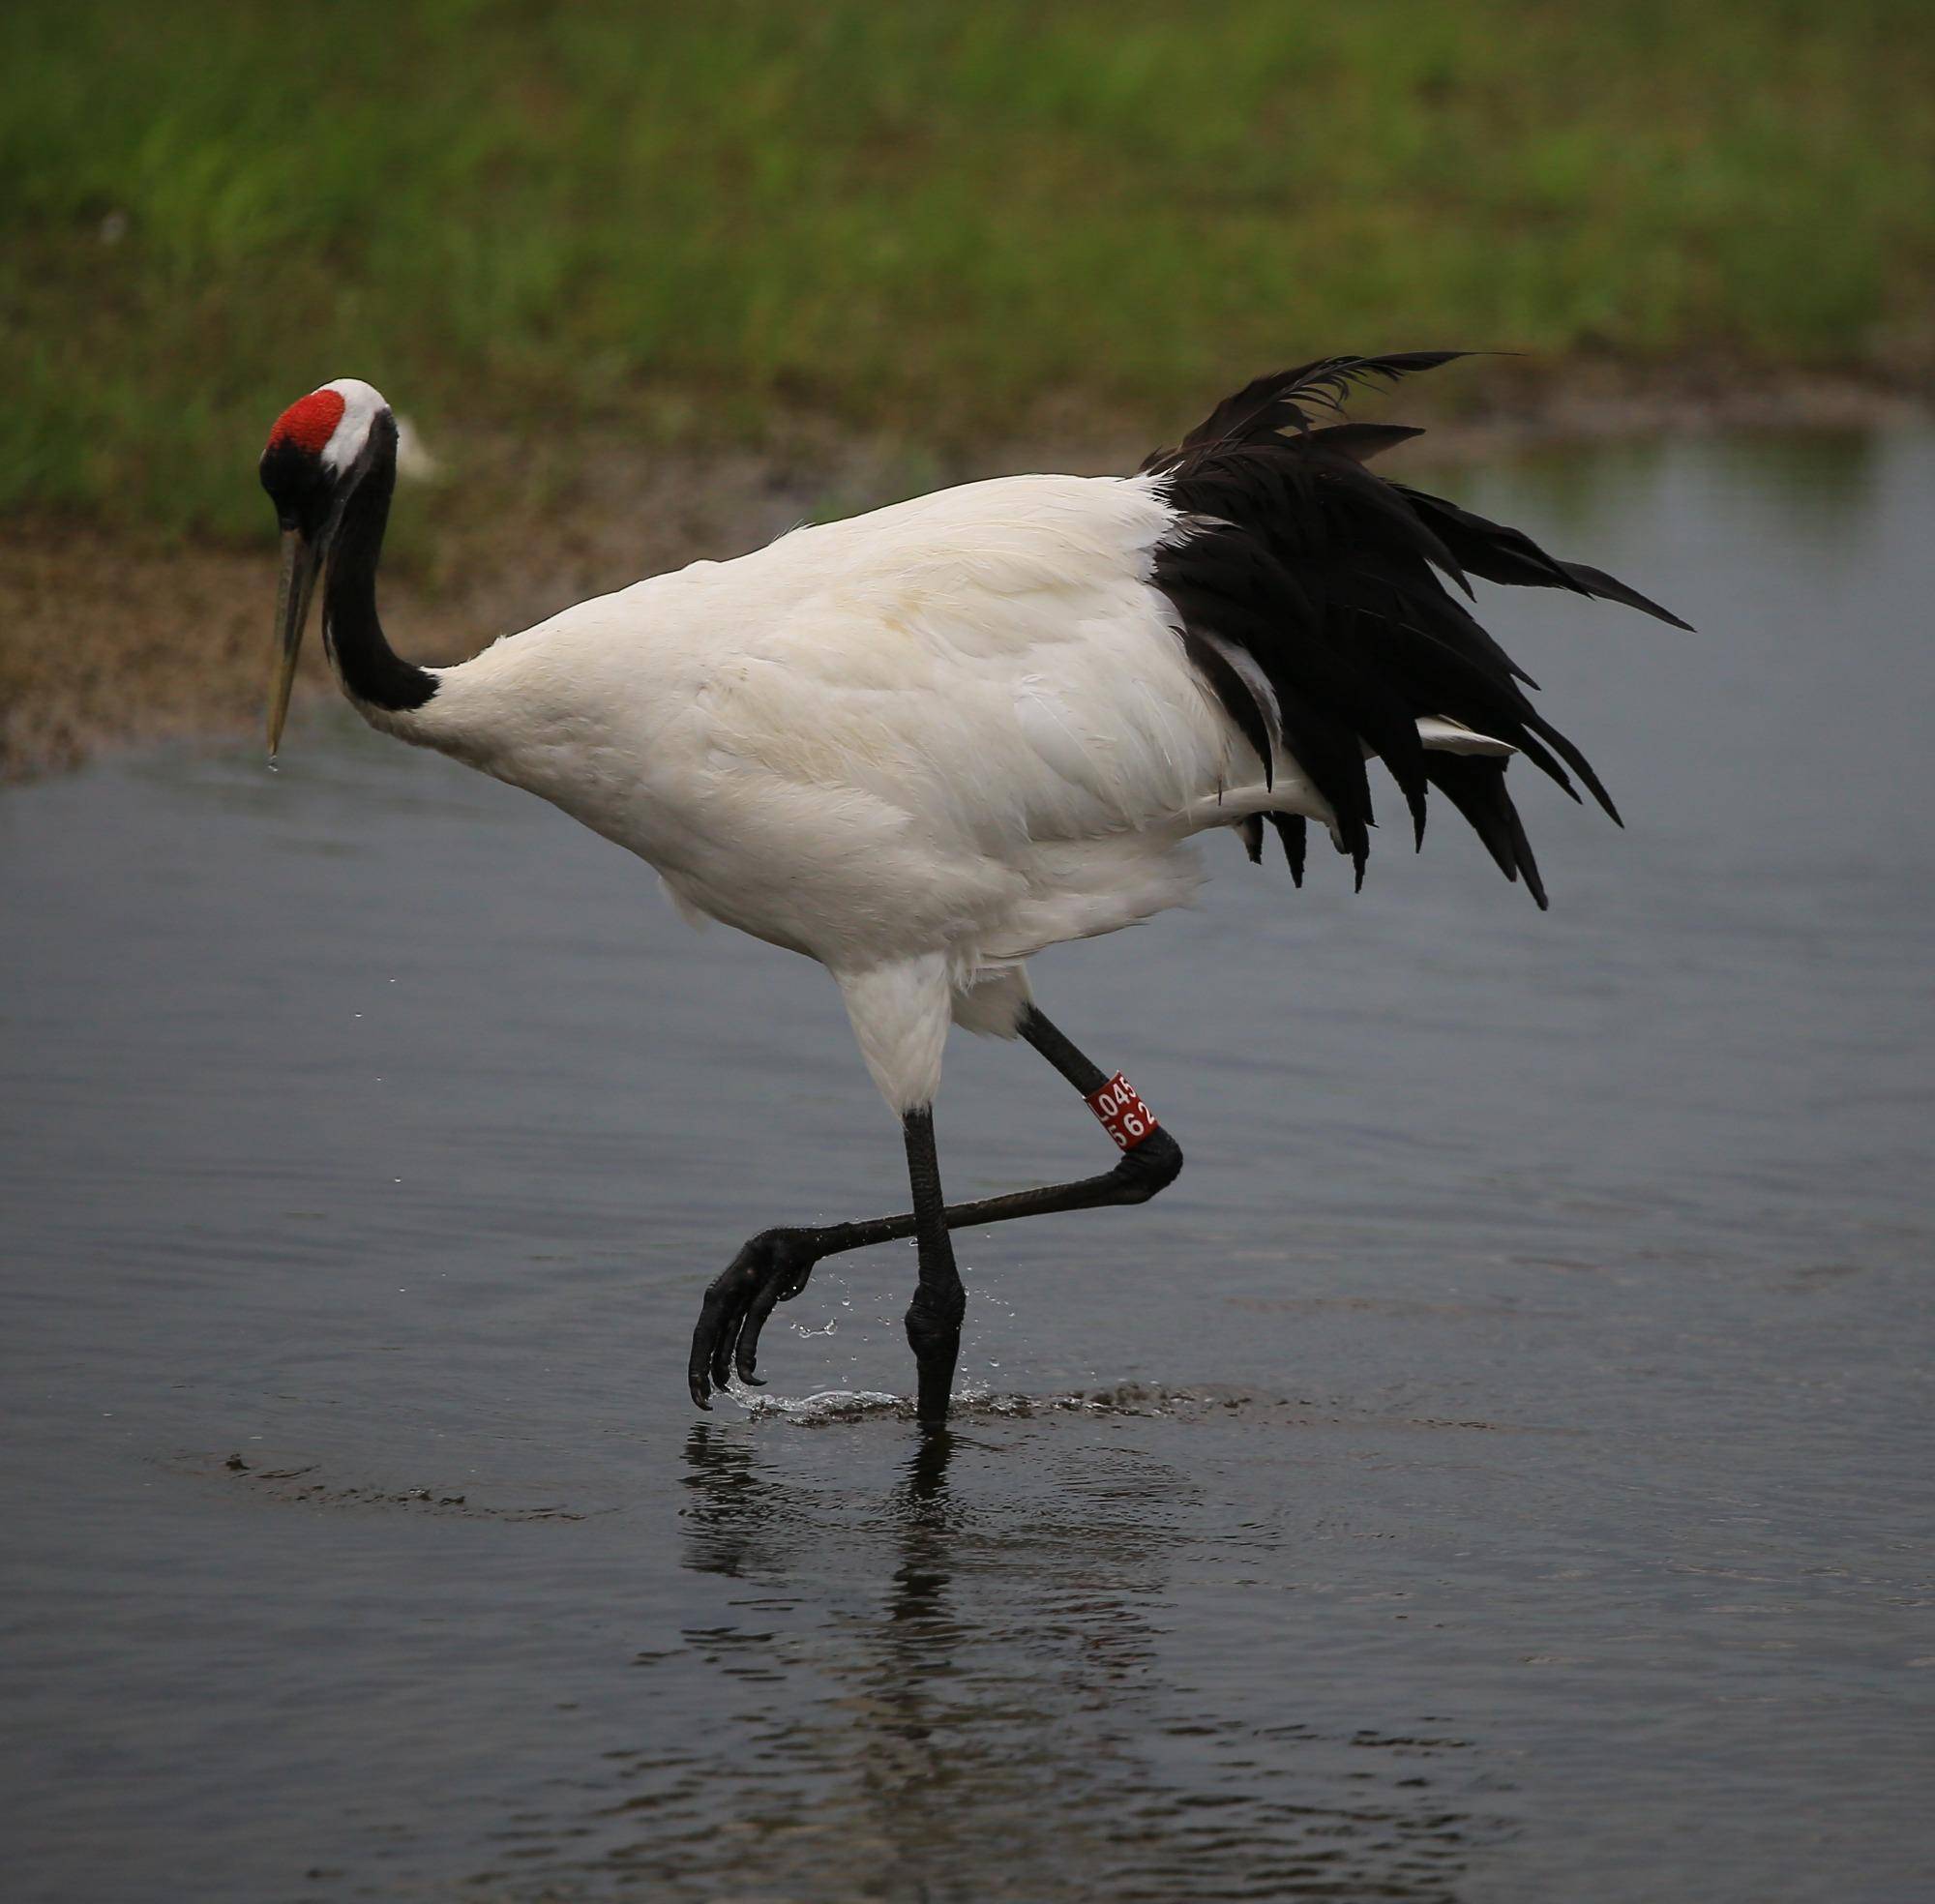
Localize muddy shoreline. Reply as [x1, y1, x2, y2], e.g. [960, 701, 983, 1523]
[3, 371, 1921, 782]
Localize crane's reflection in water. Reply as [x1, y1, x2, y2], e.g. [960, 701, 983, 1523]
[538, 1421, 1512, 1902]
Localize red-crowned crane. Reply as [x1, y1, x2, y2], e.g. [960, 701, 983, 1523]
[258, 353, 1685, 1426]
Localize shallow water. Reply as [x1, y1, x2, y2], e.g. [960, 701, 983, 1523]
[4, 431, 1933, 1903]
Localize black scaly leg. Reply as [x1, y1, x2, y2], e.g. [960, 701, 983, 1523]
[901, 1106, 964, 1425]
[688, 1005, 1184, 1414]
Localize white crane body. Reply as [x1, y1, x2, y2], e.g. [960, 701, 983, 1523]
[361, 471, 1494, 1109]
[257, 355, 1684, 1420]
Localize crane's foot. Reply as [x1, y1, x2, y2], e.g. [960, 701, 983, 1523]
[687, 1226, 825, 1408]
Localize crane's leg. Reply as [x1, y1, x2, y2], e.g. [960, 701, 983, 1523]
[687, 1006, 1184, 1415]
[901, 1104, 963, 1425]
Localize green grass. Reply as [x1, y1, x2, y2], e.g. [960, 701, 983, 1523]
[4, 0, 1932, 538]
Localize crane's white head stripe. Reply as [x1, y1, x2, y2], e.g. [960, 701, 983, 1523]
[314, 378, 389, 475]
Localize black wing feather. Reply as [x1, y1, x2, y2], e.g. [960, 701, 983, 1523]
[1144, 351, 1474, 471]
[1266, 813, 1308, 886]
[1308, 423, 1428, 464]
[1394, 488, 1694, 631]
[1146, 352, 1682, 907]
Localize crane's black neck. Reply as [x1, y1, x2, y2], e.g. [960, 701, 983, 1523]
[322, 417, 437, 715]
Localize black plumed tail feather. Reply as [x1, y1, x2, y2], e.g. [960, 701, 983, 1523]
[1421, 754, 1549, 909]
[1394, 488, 1693, 631]
[1267, 813, 1308, 886]
[1148, 352, 1475, 465]
[1145, 352, 1684, 908]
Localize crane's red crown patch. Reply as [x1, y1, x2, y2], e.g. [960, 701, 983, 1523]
[268, 388, 346, 457]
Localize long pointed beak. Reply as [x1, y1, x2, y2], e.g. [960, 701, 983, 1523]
[267, 527, 323, 759]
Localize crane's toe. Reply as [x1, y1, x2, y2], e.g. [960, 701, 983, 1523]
[686, 1227, 822, 1407]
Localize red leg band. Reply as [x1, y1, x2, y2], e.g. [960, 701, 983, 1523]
[1087, 1072, 1159, 1151]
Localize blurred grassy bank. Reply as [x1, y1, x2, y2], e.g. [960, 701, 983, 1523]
[4, 0, 1932, 544]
